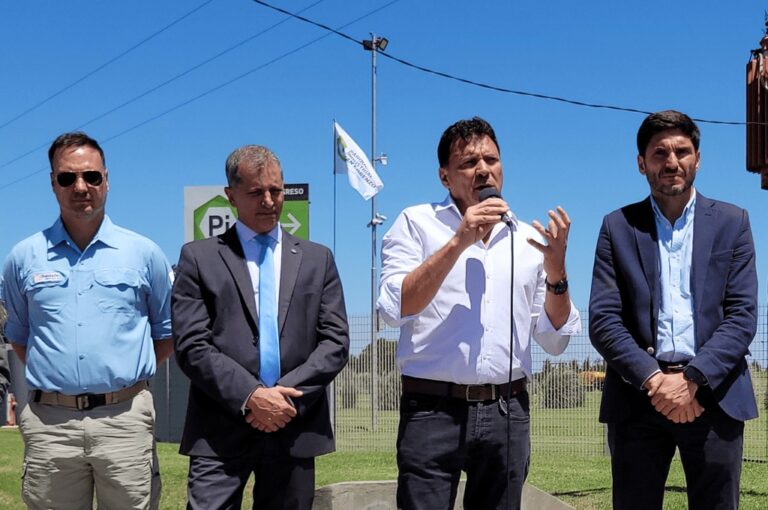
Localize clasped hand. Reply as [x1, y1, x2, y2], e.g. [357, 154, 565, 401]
[645, 372, 704, 424]
[245, 386, 303, 433]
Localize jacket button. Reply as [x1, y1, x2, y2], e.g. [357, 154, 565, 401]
[646, 347, 655, 355]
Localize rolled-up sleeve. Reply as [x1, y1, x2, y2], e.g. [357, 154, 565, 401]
[1, 254, 29, 345]
[146, 244, 173, 340]
[532, 304, 581, 355]
[529, 268, 581, 355]
[378, 212, 423, 327]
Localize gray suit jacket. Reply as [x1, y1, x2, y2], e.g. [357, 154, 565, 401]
[172, 226, 349, 458]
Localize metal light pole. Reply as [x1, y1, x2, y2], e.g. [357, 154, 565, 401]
[363, 34, 388, 431]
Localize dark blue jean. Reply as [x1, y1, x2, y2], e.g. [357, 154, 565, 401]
[396, 391, 530, 510]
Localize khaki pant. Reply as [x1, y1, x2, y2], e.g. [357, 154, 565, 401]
[19, 389, 161, 510]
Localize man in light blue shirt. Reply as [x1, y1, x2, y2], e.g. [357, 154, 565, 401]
[650, 192, 696, 363]
[1, 132, 173, 510]
[590, 110, 758, 509]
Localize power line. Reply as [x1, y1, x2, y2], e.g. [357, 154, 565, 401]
[97, 0, 401, 143]
[253, 0, 359, 45]
[379, 53, 748, 126]
[252, 0, 751, 127]
[0, 0, 401, 192]
[78, 0, 326, 130]
[0, 0, 325, 173]
[0, 0, 216, 132]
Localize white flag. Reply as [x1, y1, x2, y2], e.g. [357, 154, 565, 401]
[334, 122, 384, 200]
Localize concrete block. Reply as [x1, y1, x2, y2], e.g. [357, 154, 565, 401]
[313, 480, 575, 509]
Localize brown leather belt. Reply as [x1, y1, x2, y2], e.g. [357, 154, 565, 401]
[402, 375, 527, 402]
[32, 381, 148, 410]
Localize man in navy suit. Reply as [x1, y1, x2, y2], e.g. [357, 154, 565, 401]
[172, 145, 349, 510]
[589, 110, 758, 510]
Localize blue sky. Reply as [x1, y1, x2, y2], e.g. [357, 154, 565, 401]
[1, 0, 766, 315]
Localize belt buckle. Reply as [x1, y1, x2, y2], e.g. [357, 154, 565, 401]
[75, 394, 94, 411]
[465, 384, 493, 402]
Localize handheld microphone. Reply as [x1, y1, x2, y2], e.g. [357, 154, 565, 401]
[478, 187, 513, 225]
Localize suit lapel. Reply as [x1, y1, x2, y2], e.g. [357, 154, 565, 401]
[634, 198, 660, 329]
[218, 227, 258, 326]
[692, 193, 718, 316]
[279, 230, 302, 335]
[634, 197, 659, 347]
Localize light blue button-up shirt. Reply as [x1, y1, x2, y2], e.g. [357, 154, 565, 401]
[651, 191, 696, 362]
[1, 216, 173, 394]
[235, 221, 282, 314]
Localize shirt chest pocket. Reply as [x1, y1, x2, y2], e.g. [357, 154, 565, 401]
[92, 268, 143, 315]
[24, 272, 70, 313]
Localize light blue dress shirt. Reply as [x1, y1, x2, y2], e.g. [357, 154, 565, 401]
[1, 216, 173, 394]
[234, 221, 282, 314]
[650, 191, 696, 362]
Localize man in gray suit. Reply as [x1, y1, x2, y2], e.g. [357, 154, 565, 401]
[172, 145, 350, 510]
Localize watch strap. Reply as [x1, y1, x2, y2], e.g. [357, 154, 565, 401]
[683, 365, 708, 387]
[545, 278, 568, 295]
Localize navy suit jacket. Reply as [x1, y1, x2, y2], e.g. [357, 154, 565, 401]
[589, 194, 758, 423]
[172, 226, 349, 458]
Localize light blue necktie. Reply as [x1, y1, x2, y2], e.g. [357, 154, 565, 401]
[255, 234, 280, 387]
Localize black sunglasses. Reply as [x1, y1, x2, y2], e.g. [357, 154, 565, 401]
[55, 171, 104, 187]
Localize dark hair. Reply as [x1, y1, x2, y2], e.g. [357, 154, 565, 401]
[48, 132, 105, 170]
[636, 110, 700, 155]
[437, 116, 500, 167]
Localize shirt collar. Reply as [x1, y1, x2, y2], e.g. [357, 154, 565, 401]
[235, 220, 282, 246]
[47, 215, 117, 251]
[650, 188, 697, 226]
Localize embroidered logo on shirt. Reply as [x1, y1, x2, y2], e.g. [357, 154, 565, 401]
[33, 272, 64, 284]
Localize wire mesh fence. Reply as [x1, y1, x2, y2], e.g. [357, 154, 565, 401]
[335, 307, 768, 462]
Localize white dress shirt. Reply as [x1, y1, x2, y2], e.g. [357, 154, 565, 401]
[377, 195, 581, 385]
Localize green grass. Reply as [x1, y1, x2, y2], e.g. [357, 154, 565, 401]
[1, 427, 766, 509]
[528, 453, 768, 510]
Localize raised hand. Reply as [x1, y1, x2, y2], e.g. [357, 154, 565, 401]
[527, 206, 571, 280]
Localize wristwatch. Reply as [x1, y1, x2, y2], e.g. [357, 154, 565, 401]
[545, 278, 569, 295]
[683, 365, 708, 387]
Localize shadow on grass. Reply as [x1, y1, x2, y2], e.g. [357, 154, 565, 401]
[552, 487, 610, 497]
[554, 484, 768, 500]
[742, 489, 768, 497]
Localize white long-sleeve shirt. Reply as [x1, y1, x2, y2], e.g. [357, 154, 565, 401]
[377, 195, 581, 385]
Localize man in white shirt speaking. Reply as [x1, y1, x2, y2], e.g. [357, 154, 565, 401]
[378, 117, 581, 510]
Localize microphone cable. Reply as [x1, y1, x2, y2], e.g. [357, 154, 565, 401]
[505, 217, 515, 510]
[478, 186, 516, 510]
